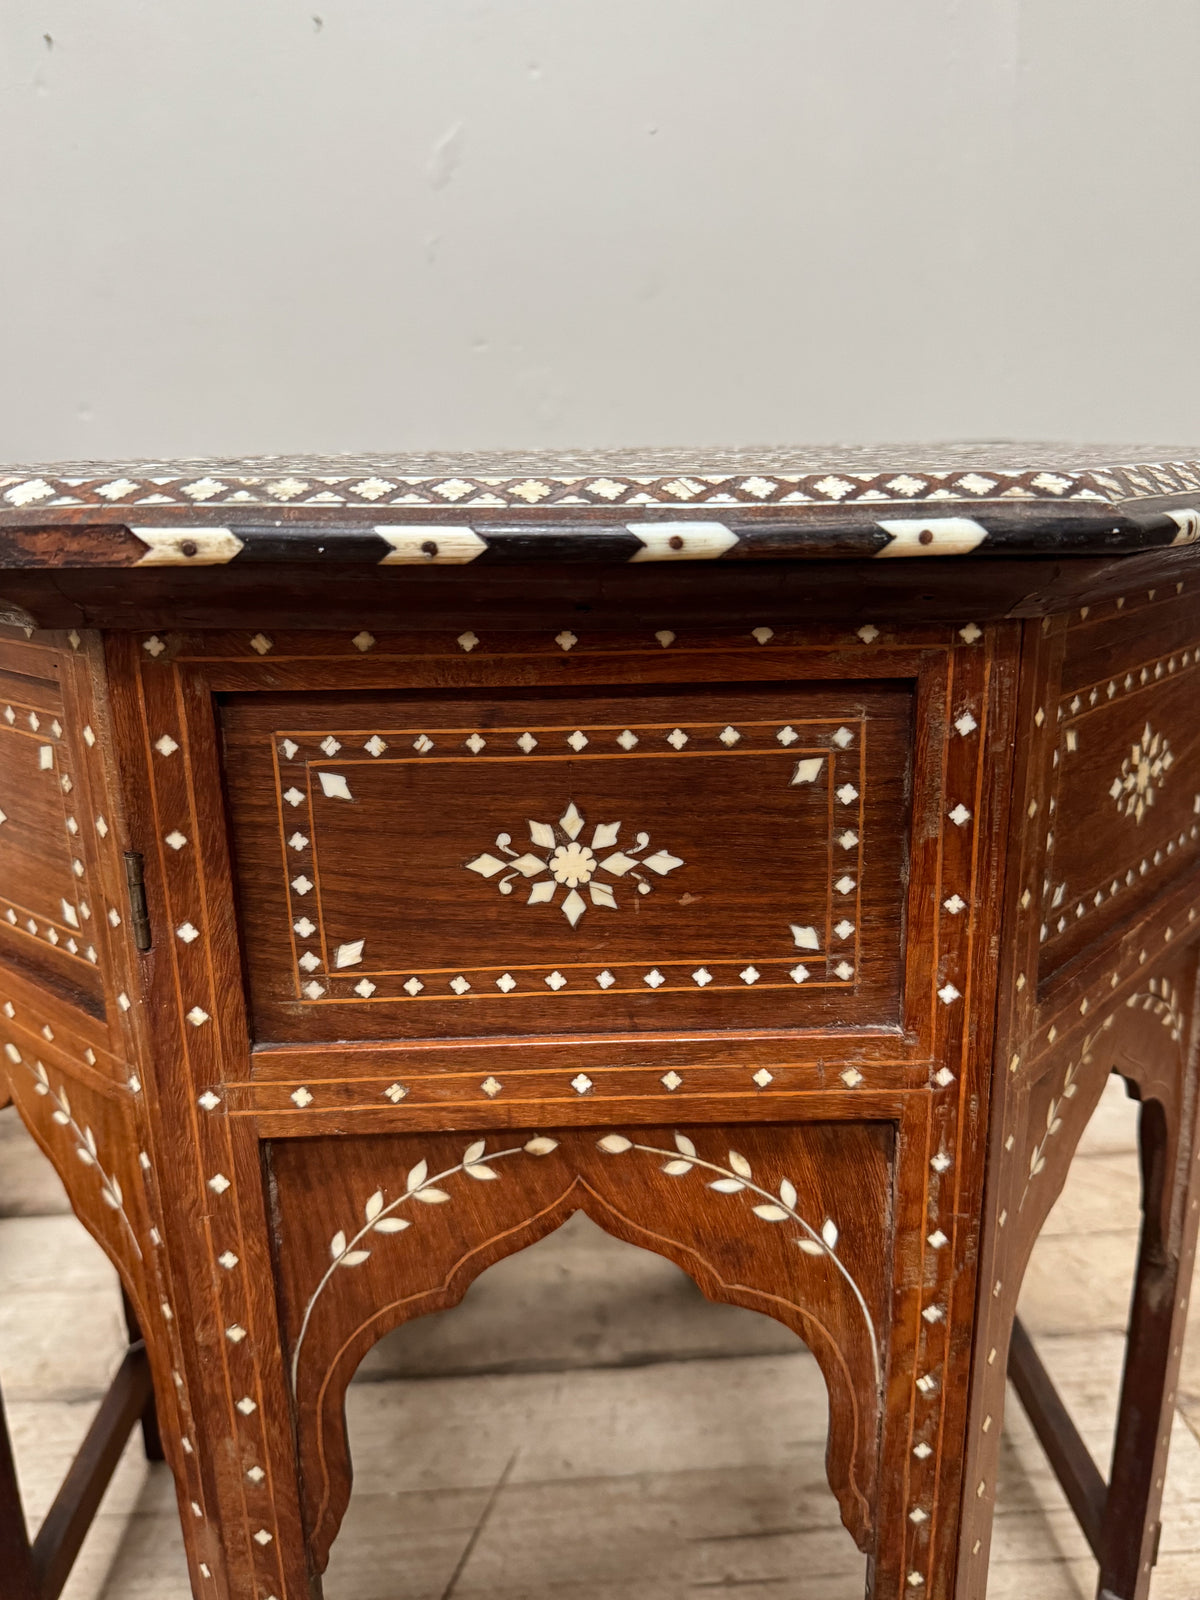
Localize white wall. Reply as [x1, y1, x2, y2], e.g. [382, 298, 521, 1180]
[1, 1, 1197, 462]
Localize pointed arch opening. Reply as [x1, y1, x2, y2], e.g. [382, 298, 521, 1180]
[324, 1211, 868, 1599]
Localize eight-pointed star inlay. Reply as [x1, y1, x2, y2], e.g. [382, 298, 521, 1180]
[1110, 721, 1174, 824]
[466, 802, 684, 926]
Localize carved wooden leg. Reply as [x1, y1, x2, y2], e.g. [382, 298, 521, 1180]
[121, 1286, 165, 1464]
[957, 954, 1200, 1598]
[0, 1376, 38, 1600]
[1095, 1066, 1200, 1599]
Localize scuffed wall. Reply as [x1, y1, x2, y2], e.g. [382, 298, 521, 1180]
[0, 1, 1197, 458]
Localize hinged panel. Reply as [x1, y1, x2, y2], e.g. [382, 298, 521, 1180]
[221, 682, 915, 1046]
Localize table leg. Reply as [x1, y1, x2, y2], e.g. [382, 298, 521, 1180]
[0, 1376, 38, 1600]
[1096, 1066, 1200, 1600]
[120, 1287, 165, 1463]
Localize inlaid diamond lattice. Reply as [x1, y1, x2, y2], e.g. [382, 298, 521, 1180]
[1110, 722, 1174, 823]
[466, 801, 684, 927]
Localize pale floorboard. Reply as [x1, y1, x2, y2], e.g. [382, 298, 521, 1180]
[0, 1076, 1197, 1598]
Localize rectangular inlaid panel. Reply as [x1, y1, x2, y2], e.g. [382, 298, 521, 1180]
[221, 682, 915, 1046]
[1041, 593, 1200, 984]
[0, 646, 105, 1015]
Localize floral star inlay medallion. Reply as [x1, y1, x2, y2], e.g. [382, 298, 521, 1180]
[1110, 721, 1174, 823]
[466, 800, 684, 926]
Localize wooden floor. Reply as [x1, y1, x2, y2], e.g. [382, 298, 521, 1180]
[2, 1078, 1199, 1599]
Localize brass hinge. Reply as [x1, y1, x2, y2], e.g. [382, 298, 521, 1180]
[123, 853, 152, 952]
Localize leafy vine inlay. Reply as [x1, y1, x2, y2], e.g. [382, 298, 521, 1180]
[597, 1131, 880, 1387]
[290, 1135, 560, 1387]
[4, 1047, 142, 1260]
[466, 801, 683, 926]
[290, 1129, 879, 1395]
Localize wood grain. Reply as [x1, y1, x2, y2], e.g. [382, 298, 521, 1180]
[0, 526, 1194, 1600]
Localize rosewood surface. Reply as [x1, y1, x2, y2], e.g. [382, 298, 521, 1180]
[0, 446, 1197, 1600]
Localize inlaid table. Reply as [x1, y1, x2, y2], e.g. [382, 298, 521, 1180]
[0, 447, 1198, 1600]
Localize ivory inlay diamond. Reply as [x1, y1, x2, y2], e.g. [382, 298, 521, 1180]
[792, 757, 824, 785]
[317, 772, 353, 800]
